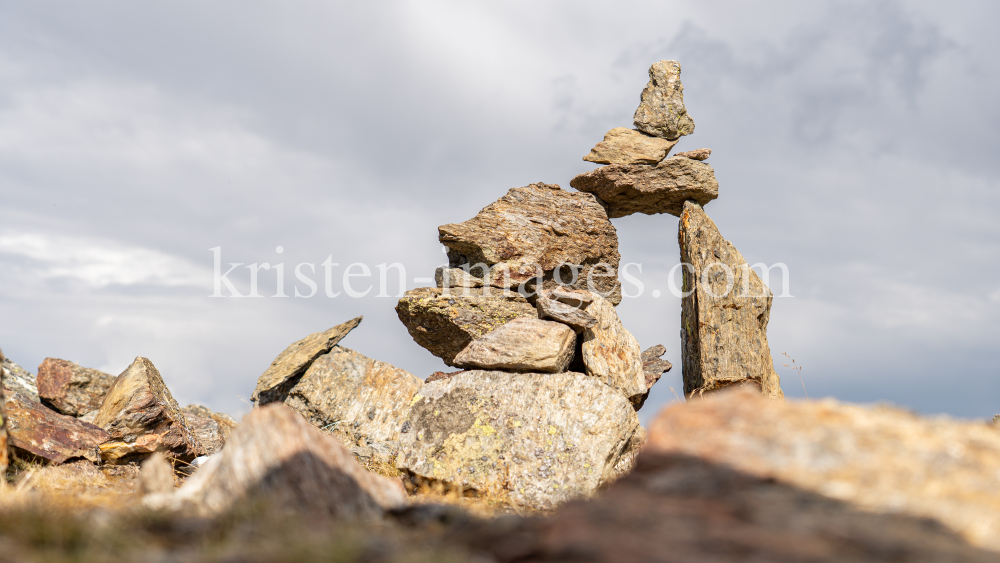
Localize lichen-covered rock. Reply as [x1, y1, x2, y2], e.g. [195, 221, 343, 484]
[452, 317, 575, 373]
[180, 404, 237, 456]
[92, 357, 203, 463]
[679, 201, 783, 399]
[674, 147, 711, 161]
[535, 287, 597, 332]
[397, 370, 640, 510]
[2, 354, 38, 402]
[395, 287, 537, 366]
[438, 182, 623, 304]
[582, 127, 678, 165]
[251, 316, 362, 405]
[632, 60, 695, 140]
[434, 266, 484, 289]
[5, 390, 108, 464]
[570, 156, 718, 219]
[37, 358, 116, 417]
[580, 293, 647, 407]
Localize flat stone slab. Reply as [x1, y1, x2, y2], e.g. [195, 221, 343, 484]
[570, 156, 718, 218]
[6, 391, 108, 464]
[452, 317, 576, 373]
[582, 127, 677, 165]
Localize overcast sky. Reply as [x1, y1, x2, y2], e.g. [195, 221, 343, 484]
[1, 1, 997, 423]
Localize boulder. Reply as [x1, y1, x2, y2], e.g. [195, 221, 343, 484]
[452, 317, 576, 373]
[434, 266, 484, 289]
[570, 156, 718, 218]
[632, 60, 695, 140]
[92, 357, 203, 463]
[644, 388, 1000, 554]
[2, 354, 38, 402]
[438, 182, 623, 305]
[251, 316, 362, 405]
[582, 127, 678, 165]
[679, 201, 784, 398]
[535, 287, 597, 332]
[37, 358, 116, 417]
[138, 452, 175, 495]
[580, 293, 647, 406]
[397, 370, 640, 510]
[395, 287, 536, 366]
[674, 147, 711, 161]
[5, 391, 108, 464]
[149, 403, 407, 519]
[180, 404, 237, 456]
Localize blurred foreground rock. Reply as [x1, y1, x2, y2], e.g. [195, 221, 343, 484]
[138, 452, 175, 495]
[5, 390, 107, 463]
[180, 404, 237, 456]
[37, 358, 116, 417]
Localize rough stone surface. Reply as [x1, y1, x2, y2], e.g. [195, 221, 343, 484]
[37, 358, 116, 417]
[251, 316, 362, 405]
[535, 287, 597, 332]
[434, 266, 484, 289]
[640, 344, 673, 389]
[395, 287, 537, 366]
[425, 370, 466, 384]
[149, 403, 407, 518]
[674, 147, 711, 160]
[438, 182, 623, 304]
[645, 388, 1000, 554]
[679, 201, 784, 399]
[580, 293, 647, 406]
[5, 390, 108, 464]
[2, 355, 38, 402]
[138, 452, 175, 495]
[0, 348, 7, 475]
[632, 60, 695, 140]
[180, 405, 237, 456]
[582, 127, 678, 165]
[570, 156, 718, 218]
[452, 317, 576, 373]
[92, 357, 203, 463]
[397, 370, 640, 510]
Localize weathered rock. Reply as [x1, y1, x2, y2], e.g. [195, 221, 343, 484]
[138, 452, 175, 495]
[395, 287, 536, 366]
[582, 127, 678, 165]
[0, 347, 8, 475]
[580, 293, 647, 406]
[2, 354, 38, 402]
[679, 201, 784, 398]
[397, 370, 640, 510]
[251, 316, 362, 405]
[5, 391, 108, 463]
[149, 403, 407, 518]
[92, 357, 202, 463]
[633, 60, 695, 140]
[438, 182, 623, 304]
[674, 147, 711, 160]
[535, 287, 597, 332]
[452, 318, 576, 373]
[282, 345, 423, 446]
[426, 369, 466, 384]
[180, 405, 237, 456]
[640, 344, 673, 389]
[645, 388, 1000, 553]
[570, 156, 718, 218]
[434, 266, 483, 289]
[37, 358, 116, 417]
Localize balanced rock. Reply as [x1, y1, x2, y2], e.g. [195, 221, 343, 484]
[580, 293, 647, 406]
[679, 201, 783, 398]
[645, 388, 1000, 553]
[92, 357, 203, 463]
[397, 370, 640, 510]
[396, 287, 536, 366]
[452, 317, 576, 373]
[438, 182, 623, 304]
[674, 148, 711, 161]
[633, 60, 695, 140]
[180, 405, 237, 456]
[5, 390, 108, 463]
[2, 354, 38, 402]
[151, 403, 407, 519]
[434, 266, 484, 289]
[535, 287, 597, 332]
[37, 358, 116, 417]
[570, 156, 718, 218]
[251, 316, 362, 405]
[583, 127, 678, 165]
[640, 344, 673, 389]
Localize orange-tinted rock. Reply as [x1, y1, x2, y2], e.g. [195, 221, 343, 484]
[5, 391, 108, 464]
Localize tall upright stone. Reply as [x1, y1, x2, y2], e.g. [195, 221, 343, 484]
[678, 201, 783, 399]
[633, 60, 695, 140]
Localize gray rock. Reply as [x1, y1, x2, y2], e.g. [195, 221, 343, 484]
[37, 358, 116, 417]
[452, 317, 576, 373]
[582, 127, 678, 165]
[2, 354, 38, 402]
[535, 287, 597, 332]
[570, 156, 719, 219]
[633, 60, 695, 140]
[434, 266, 484, 289]
[674, 147, 711, 161]
[397, 370, 640, 511]
[180, 404, 237, 456]
[640, 344, 673, 390]
[580, 293, 647, 407]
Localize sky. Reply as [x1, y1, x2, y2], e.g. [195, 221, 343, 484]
[0, 1, 997, 423]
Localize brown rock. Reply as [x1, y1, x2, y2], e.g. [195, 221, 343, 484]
[569, 156, 718, 218]
[535, 287, 597, 332]
[180, 405, 237, 456]
[438, 182, 623, 304]
[251, 316, 362, 406]
[452, 317, 576, 373]
[679, 201, 784, 398]
[640, 344, 673, 389]
[434, 266, 484, 289]
[138, 452, 175, 495]
[0, 347, 7, 475]
[92, 357, 202, 463]
[674, 147, 711, 160]
[582, 127, 678, 165]
[5, 391, 108, 464]
[633, 60, 695, 140]
[37, 358, 116, 417]
[426, 370, 466, 384]
[580, 293, 646, 406]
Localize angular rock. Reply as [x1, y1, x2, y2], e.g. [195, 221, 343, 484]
[580, 293, 647, 406]
[452, 317, 576, 373]
[679, 201, 784, 399]
[138, 452, 175, 495]
[633, 60, 695, 140]
[645, 388, 1000, 553]
[434, 266, 484, 289]
[570, 156, 718, 218]
[438, 182, 623, 304]
[2, 354, 38, 402]
[425, 369, 466, 384]
[535, 287, 597, 332]
[640, 344, 673, 389]
[395, 287, 536, 366]
[37, 358, 116, 417]
[674, 147, 711, 161]
[397, 370, 640, 510]
[5, 391, 108, 463]
[582, 127, 678, 165]
[150, 403, 407, 518]
[92, 357, 202, 463]
[180, 404, 237, 456]
[251, 316, 362, 405]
